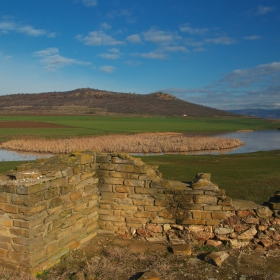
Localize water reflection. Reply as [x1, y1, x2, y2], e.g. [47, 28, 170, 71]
[0, 130, 279, 161]
[0, 149, 52, 161]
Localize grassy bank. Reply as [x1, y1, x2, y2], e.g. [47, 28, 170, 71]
[1, 150, 279, 204]
[0, 115, 279, 143]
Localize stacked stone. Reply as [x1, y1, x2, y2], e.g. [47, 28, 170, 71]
[269, 191, 280, 218]
[0, 151, 99, 273]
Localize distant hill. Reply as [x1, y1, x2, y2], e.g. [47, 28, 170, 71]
[230, 109, 280, 120]
[0, 88, 236, 116]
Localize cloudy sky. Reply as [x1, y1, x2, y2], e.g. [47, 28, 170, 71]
[0, 0, 279, 110]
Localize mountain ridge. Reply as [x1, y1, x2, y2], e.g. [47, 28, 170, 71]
[0, 88, 236, 117]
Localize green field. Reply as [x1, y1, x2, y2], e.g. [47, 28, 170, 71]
[0, 115, 279, 143]
[138, 150, 280, 204]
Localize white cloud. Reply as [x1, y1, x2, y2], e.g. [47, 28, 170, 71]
[163, 46, 189, 53]
[33, 48, 91, 71]
[125, 60, 142, 67]
[33, 48, 59, 57]
[0, 20, 55, 37]
[99, 66, 115, 73]
[179, 23, 208, 35]
[193, 47, 207, 52]
[108, 48, 119, 53]
[101, 23, 111, 29]
[244, 35, 262, 40]
[184, 38, 205, 47]
[221, 62, 280, 88]
[126, 34, 142, 43]
[81, 0, 98, 7]
[205, 36, 236, 45]
[161, 62, 280, 110]
[140, 51, 167, 59]
[142, 28, 181, 46]
[98, 53, 120, 59]
[255, 5, 275, 15]
[77, 31, 124, 46]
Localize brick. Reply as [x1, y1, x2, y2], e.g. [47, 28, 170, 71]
[99, 177, 124, 185]
[135, 187, 154, 194]
[81, 171, 96, 180]
[101, 192, 127, 199]
[144, 206, 165, 212]
[193, 210, 212, 220]
[134, 212, 156, 218]
[0, 193, 9, 203]
[212, 211, 231, 220]
[70, 191, 82, 201]
[18, 203, 47, 215]
[134, 199, 155, 206]
[0, 248, 7, 258]
[99, 215, 124, 222]
[0, 203, 18, 213]
[76, 178, 96, 190]
[125, 217, 149, 223]
[69, 174, 81, 184]
[50, 177, 67, 188]
[79, 231, 97, 244]
[194, 195, 217, 205]
[124, 179, 145, 187]
[98, 184, 113, 192]
[115, 186, 132, 193]
[30, 248, 46, 265]
[180, 219, 205, 225]
[7, 251, 30, 265]
[113, 204, 138, 211]
[203, 205, 223, 211]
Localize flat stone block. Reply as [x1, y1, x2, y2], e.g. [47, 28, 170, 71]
[171, 244, 192, 256]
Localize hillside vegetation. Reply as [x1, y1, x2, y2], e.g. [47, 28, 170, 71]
[0, 88, 236, 116]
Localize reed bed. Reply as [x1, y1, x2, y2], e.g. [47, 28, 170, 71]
[0, 133, 244, 154]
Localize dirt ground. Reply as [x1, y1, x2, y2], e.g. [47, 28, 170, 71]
[41, 233, 280, 280]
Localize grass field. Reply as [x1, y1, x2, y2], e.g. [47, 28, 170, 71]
[1, 150, 279, 204]
[0, 115, 279, 143]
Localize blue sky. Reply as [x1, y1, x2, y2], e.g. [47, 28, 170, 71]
[0, 0, 279, 110]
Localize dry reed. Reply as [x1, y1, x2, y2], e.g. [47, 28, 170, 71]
[0, 133, 244, 154]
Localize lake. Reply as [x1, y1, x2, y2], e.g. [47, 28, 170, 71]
[0, 130, 279, 161]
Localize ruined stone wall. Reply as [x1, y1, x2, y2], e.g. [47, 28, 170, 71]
[0, 151, 279, 273]
[0, 152, 99, 273]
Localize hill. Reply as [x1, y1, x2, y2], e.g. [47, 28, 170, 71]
[0, 88, 236, 116]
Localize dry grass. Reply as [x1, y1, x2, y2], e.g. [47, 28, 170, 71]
[35, 246, 195, 280]
[0, 133, 244, 154]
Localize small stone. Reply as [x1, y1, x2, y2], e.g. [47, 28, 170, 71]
[214, 228, 234, 235]
[206, 240, 222, 247]
[71, 272, 85, 280]
[170, 244, 192, 256]
[256, 207, 273, 218]
[138, 271, 160, 280]
[163, 224, 171, 232]
[204, 251, 230, 267]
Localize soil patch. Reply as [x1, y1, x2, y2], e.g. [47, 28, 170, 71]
[0, 121, 68, 128]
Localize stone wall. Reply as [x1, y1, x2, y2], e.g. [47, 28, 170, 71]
[0, 151, 279, 273]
